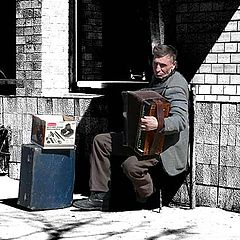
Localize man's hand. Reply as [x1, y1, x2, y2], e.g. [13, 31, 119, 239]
[140, 116, 158, 131]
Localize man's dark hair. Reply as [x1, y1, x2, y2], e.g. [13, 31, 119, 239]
[152, 44, 177, 62]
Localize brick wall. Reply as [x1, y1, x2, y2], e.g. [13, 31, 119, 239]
[4, 94, 108, 182]
[9, 0, 106, 184]
[79, 0, 103, 82]
[41, 0, 69, 96]
[16, 0, 42, 96]
[176, 0, 240, 102]
[193, 102, 240, 212]
[176, 0, 240, 212]
[16, 0, 71, 96]
[6, 0, 240, 212]
[192, 7, 240, 102]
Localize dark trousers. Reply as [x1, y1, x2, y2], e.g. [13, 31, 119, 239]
[89, 132, 160, 199]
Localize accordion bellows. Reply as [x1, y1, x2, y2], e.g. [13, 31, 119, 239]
[122, 90, 170, 156]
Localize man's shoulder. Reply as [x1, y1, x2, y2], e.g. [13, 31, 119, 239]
[168, 71, 188, 88]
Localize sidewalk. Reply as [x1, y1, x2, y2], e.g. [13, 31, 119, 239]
[0, 175, 240, 240]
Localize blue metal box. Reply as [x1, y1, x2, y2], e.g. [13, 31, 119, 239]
[18, 144, 75, 210]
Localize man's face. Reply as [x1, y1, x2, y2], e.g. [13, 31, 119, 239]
[152, 54, 176, 79]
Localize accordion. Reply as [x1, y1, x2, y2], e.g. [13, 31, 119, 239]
[122, 90, 170, 156]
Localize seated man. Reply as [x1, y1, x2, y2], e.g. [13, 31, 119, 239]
[73, 44, 189, 211]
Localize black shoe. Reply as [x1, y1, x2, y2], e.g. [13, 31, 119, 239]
[136, 190, 160, 210]
[136, 187, 157, 204]
[72, 192, 109, 211]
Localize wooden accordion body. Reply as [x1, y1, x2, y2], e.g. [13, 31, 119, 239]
[122, 90, 170, 156]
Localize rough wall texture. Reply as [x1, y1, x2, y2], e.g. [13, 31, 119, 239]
[41, 0, 69, 96]
[176, 0, 240, 212]
[3, 0, 240, 212]
[4, 95, 108, 184]
[16, 0, 42, 96]
[176, 0, 240, 101]
[10, 0, 106, 186]
[78, 0, 103, 81]
[194, 102, 240, 212]
[16, 0, 70, 97]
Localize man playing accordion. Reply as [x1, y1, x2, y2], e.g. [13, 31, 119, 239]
[73, 44, 189, 211]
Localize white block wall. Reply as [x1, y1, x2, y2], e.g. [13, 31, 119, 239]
[192, 6, 240, 102]
[41, 0, 69, 96]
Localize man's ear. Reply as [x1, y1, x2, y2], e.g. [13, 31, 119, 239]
[172, 61, 177, 70]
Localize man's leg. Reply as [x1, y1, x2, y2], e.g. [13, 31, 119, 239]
[89, 133, 112, 193]
[121, 156, 159, 202]
[89, 132, 131, 192]
[73, 132, 130, 211]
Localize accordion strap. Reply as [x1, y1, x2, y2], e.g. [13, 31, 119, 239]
[149, 99, 165, 155]
[156, 100, 164, 131]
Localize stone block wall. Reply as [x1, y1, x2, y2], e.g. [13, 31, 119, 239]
[176, 1, 240, 212]
[41, 0, 69, 96]
[78, 0, 103, 82]
[3, 94, 108, 183]
[8, 0, 105, 192]
[16, 0, 71, 97]
[194, 102, 240, 212]
[4, 0, 240, 212]
[176, 0, 240, 99]
[16, 0, 43, 96]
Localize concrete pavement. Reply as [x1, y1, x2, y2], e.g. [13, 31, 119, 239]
[0, 175, 240, 240]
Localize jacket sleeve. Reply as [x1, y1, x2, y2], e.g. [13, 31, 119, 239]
[163, 83, 189, 135]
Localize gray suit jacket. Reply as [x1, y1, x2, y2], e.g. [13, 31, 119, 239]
[149, 71, 189, 176]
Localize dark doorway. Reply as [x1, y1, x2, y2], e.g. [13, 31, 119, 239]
[103, 0, 152, 82]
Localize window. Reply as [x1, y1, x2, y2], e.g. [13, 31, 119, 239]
[102, 1, 152, 82]
[71, 0, 152, 92]
[0, 1, 16, 94]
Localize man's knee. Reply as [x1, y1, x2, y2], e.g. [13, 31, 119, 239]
[121, 156, 154, 199]
[121, 156, 138, 176]
[93, 133, 110, 146]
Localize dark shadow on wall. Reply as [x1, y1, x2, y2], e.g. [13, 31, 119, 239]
[176, 0, 240, 81]
[73, 83, 147, 196]
[73, 95, 109, 195]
